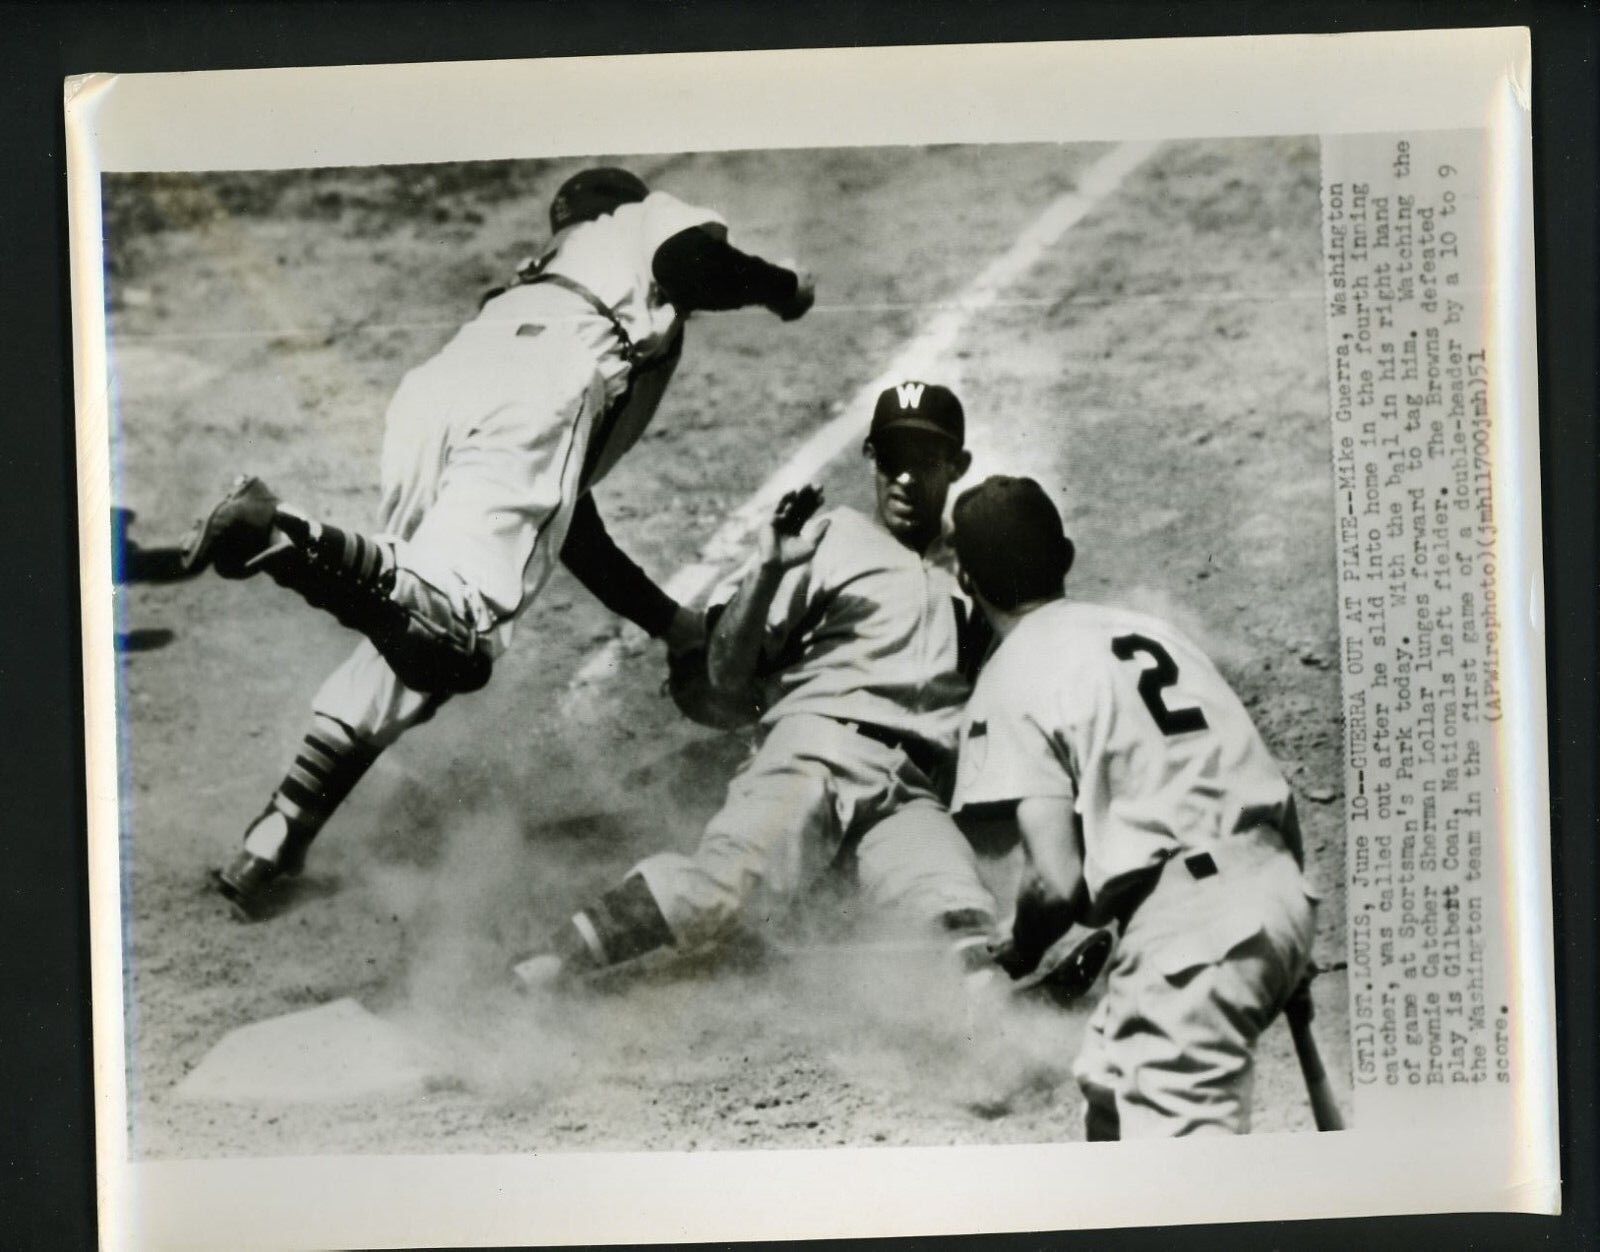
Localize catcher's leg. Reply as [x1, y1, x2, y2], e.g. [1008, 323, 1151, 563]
[183, 476, 494, 695]
[214, 713, 379, 918]
[215, 647, 449, 919]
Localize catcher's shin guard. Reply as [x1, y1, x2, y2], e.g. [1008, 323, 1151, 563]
[186, 476, 492, 695]
[267, 512, 493, 695]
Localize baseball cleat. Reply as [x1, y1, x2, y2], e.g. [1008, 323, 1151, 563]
[1014, 928, 1114, 1008]
[182, 475, 288, 578]
[213, 849, 282, 922]
[241, 806, 315, 877]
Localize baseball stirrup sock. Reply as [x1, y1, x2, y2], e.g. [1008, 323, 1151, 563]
[309, 522, 394, 588]
[271, 715, 381, 833]
[567, 874, 678, 968]
[269, 515, 489, 695]
[266, 513, 399, 626]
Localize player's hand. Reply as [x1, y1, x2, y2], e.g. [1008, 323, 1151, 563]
[998, 868, 1081, 979]
[663, 604, 707, 657]
[771, 268, 815, 321]
[757, 507, 828, 572]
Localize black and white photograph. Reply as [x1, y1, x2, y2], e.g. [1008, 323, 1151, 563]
[70, 29, 1555, 1246]
[103, 131, 1348, 1156]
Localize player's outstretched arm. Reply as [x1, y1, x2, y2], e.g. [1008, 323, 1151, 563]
[1016, 796, 1085, 904]
[705, 492, 827, 695]
[560, 494, 702, 648]
[997, 797, 1089, 977]
[652, 227, 814, 320]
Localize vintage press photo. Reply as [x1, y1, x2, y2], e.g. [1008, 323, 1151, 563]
[68, 29, 1554, 1248]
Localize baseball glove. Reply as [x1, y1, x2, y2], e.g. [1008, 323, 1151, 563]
[1008, 927, 1114, 1008]
[665, 642, 759, 730]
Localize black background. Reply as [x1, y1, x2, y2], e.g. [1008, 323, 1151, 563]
[2, 2, 1594, 1248]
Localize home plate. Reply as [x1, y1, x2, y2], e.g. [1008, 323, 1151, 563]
[174, 998, 439, 1105]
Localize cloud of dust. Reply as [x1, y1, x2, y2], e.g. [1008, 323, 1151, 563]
[351, 743, 1085, 1129]
[773, 938, 1084, 1118]
[364, 800, 1084, 1125]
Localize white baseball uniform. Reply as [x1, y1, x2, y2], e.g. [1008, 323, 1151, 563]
[310, 191, 724, 747]
[953, 599, 1317, 1137]
[625, 507, 997, 953]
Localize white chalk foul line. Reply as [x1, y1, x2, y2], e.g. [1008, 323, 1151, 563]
[563, 140, 1161, 703]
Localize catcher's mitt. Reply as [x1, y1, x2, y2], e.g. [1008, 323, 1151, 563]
[1009, 927, 1114, 1008]
[665, 642, 759, 731]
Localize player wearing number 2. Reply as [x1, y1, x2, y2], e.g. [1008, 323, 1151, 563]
[949, 476, 1318, 1138]
[183, 167, 815, 918]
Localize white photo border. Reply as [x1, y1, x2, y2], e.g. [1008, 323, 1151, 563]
[67, 27, 1553, 1249]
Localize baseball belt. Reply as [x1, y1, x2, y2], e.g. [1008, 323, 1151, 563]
[835, 718, 947, 782]
[1104, 823, 1293, 931]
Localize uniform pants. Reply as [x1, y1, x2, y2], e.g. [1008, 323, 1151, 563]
[310, 326, 608, 747]
[632, 714, 997, 953]
[1075, 835, 1317, 1138]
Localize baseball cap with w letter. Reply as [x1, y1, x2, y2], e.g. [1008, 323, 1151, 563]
[870, 380, 965, 448]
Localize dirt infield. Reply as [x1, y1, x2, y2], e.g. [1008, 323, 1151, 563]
[105, 136, 1348, 1158]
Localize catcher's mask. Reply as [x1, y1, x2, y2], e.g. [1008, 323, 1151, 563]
[549, 167, 649, 232]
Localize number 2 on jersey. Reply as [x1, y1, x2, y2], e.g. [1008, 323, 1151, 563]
[1111, 634, 1209, 735]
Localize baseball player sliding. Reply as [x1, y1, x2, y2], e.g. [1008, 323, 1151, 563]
[184, 167, 814, 918]
[512, 383, 1110, 1004]
[948, 476, 1319, 1138]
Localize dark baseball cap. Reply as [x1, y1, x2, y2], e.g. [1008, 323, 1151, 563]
[952, 475, 1075, 609]
[870, 381, 965, 448]
[549, 167, 649, 232]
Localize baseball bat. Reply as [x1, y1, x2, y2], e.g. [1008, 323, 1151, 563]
[1284, 978, 1346, 1132]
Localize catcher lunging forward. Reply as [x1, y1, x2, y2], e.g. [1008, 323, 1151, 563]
[512, 383, 1110, 1002]
[948, 476, 1320, 1138]
[184, 167, 814, 918]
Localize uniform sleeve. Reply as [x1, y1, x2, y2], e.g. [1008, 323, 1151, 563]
[705, 513, 834, 669]
[952, 650, 1077, 812]
[705, 554, 814, 666]
[638, 191, 728, 251]
[652, 228, 800, 312]
[559, 494, 680, 638]
[759, 562, 817, 666]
